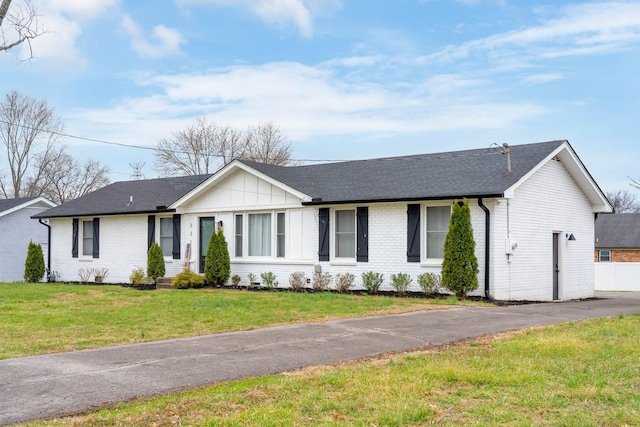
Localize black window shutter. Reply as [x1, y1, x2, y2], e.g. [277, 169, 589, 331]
[407, 204, 420, 262]
[147, 215, 155, 250]
[92, 218, 100, 258]
[318, 208, 329, 261]
[172, 214, 181, 260]
[72, 218, 79, 258]
[356, 207, 368, 262]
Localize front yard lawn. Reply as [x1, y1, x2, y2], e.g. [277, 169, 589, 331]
[0, 282, 483, 359]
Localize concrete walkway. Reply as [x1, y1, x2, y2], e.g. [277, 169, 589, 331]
[2, 292, 639, 426]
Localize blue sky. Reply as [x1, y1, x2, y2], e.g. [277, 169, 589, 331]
[1, 0, 639, 192]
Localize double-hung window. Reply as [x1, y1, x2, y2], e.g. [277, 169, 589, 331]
[335, 209, 356, 258]
[248, 213, 272, 256]
[235, 214, 243, 257]
[159, 217, 173, 257]
[276, 212, 285, 258]
[82, 220, 93, 256]
[599, 250, 611, 262]
[425, 206, 450, 259]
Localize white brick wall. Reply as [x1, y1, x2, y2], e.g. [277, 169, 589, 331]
[46, 157, 596, 300]
[490, 159, 595, 301]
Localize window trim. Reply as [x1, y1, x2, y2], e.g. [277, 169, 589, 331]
[276, 212, 286, 258]
[599, 249, 611, 262]
[158, 216, 174, 258]
[247, 211, 273, 258]
[234, 214, 244, 258]
[422, 203, 451, 262]
[333, 208, 356, 260]
[81, 219, 94, 257]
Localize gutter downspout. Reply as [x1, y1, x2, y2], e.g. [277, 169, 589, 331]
[38, 218, 52, 282]
[478, 198, 491, 299]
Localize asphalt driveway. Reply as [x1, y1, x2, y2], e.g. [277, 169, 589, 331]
[2, 291, 639, 426]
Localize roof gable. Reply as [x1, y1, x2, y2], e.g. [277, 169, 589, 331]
[0, 197, 56, 219]
[595, 213, 640, 248]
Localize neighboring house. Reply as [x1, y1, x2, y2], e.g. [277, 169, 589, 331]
[0, 197, 56, 282]
[594, 213, 640, 291]
[34, 140, 611, 301]
[594, 213, 640, 262]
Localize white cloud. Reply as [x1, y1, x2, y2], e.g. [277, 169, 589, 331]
[120, 15, 185, 58]
[68, 60, 545, 152]
[16, 0, 118, 65]
[177, 0, 341, 37]
[522, 73, 563, 84]
[425, 2, 640, 63]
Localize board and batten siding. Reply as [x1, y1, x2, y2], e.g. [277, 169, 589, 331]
[490, 158, 595, 301]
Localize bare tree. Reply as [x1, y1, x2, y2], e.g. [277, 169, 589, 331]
[243, 122, 296, 166]
[154, 118, 296, 177]
[38, 152, 110, 204]
[605, 189, 640, 213]
[0, 90, 63, 198]
[0, 0, 44, 59]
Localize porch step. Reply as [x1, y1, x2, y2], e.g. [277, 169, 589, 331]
[156, 277, 174, 289]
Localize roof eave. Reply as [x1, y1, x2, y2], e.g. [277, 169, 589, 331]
[301, 194, 505, 206]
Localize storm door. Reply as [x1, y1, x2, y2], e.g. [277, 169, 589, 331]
[199, 217, 215, 273]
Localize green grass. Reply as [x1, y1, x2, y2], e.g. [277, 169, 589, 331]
[21, 315, 640, 426]
[0, 283, 478, 359]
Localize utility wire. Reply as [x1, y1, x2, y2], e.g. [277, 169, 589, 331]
[0, 118, 348, 163]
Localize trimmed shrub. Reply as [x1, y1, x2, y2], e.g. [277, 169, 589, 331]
[335, 273, 355, 293]
[441, 199, 479, 299]
[172, 269, 205, 289]
[390, 272, 412, 295]
[129, 267, 150, 286]
[260, 272, 278, 290]
[24, 241, 45, 283]
[204, 229, 231, 286]
[417, 272, 441, 295]
[147, 242, 165, 282]
[231, 274, 241, 287]
[289, 272, 307, 292]
[312, 271, 332, 292]
[361, 271, 384, 294]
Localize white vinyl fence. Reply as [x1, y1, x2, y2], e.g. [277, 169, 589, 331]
[595, 262, 640, 291]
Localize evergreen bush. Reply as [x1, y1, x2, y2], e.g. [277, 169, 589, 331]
[441, 199, 479, 299]
[147, 242, 165, 282]
[129, 267, 149, 286]
[204, 229, 231, 286]
[24, 241, 45, 283]
[172, 268, 205, 289]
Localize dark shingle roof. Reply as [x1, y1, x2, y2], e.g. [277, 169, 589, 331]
[240, 140, 566, 204]
[0, 197, 40, 213]
[595, 213, 640, 248]
[34, 140, 569, 218]
[33, 175, 210, 218]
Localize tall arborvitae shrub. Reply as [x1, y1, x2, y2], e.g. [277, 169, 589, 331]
[205, 229, 231, 286]
[24, 241, 45, 283]
[147, 242, 166, 282]
[441, 199, 479, 299]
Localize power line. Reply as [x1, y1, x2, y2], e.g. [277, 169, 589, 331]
[0, 118, 349, 163]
